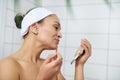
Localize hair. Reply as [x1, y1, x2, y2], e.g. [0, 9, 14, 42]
[14, 7, 44, 29]
[14, 13, 23, 29]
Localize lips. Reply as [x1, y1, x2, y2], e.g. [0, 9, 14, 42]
[55, 39, 60, 44]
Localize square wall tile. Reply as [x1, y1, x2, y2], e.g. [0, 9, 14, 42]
[0, 42, 3, 59]
[66, 34, 108, 49]
[20, 0, 36, 13]
[7, 0, 14, 10]
[66, 34, 83, 47]
[13, 28, 22, 43]
[68, 5, 110, 19]
[6, 10, 15, 27]
[3, 43, 12, 58]
[65, 47, 77, 61]
[60, 19, 67, 33]
[108, 66, 120, 80]
[42, 0, 66, 6]
[4, 27, 13, 43]
[109, 50, 120, 66]
[64, 61, 75, 76]
[109, 35, 120, 49]
[40, 50, 55, 59]
[111, 4, 120, 18]
[28, 0, 41, 5]
[67, 19, 109, 34]
[71, 0, 105, 5]
[88, 49, 108, 65]
[85, 64, 107, 80]
[64, 75, 74, 80]
[57, 47, 65, 59]
[111, 0, 120, 3]
[40, 47, 64, 59]
[28, 0, 37, 3]
[44, 6, 67, 19]
[12, 44, 21, 52]
[110, 19, 120, 34]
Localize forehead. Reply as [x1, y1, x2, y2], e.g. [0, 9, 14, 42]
[44, 14, 60, 23]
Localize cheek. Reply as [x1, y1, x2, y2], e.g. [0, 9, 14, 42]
[37, 28, 56, 43]
[37, 29, 58, 49]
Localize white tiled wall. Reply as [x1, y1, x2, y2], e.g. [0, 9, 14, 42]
[0, 0, 120, 80]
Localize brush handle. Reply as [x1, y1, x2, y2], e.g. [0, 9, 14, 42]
[71, 49, 85, 64]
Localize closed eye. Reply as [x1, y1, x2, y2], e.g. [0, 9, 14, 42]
[54, 25, 59, 31]
[55, 26, 59, 30]
[53, 21, 61, 31]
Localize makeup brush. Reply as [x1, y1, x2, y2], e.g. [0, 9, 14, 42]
[71, 48, 85, 64]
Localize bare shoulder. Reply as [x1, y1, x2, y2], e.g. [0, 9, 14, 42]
[0, 56, 21, 69]
[0, 57, 20, 80]
[0, 57, 18, 65]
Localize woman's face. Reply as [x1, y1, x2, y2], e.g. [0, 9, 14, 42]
[37, 14, 62, 50]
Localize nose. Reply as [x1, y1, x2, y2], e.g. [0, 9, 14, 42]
[57, 31, 62, 38]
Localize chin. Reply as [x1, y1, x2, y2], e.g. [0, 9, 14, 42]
[47, 45, 58, 50]
[50, 47, 57, 50]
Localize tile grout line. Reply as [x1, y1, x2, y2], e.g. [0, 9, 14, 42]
[106, 0, 112, 79]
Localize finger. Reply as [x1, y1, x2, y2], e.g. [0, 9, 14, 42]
[55, 48, 59, 55]
[56, 48, 58, 53]
[56, 53, 62, 63]
[74, 46, 84, 57]
[81, 39, 91, 54]
[82, 39, 91, 50]
[81, 43, 91, 57]
[55, 48, 62, 61]
[45, 54, 57, 63]
[54, 48, 59, 60]
[52, 52, 63, 67]
[49, 48, 62, 66]
[74, 39, 86, 57]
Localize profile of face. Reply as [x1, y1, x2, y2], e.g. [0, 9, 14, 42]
[34, 14, 62, 50]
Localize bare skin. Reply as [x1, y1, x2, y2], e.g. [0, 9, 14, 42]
[75, 39, 92, 80]
[0, 51, 64, 80]
[0, 14, 64, 80]
[0, 14, 91, 80]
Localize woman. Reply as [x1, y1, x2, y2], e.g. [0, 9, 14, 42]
[0, 7, 91, 80]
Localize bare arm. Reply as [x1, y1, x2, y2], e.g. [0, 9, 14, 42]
[75, 64, 84, 80]
[74, 39, 92, 80]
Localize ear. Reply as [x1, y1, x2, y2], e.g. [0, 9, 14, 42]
[29, 23, 39, 35]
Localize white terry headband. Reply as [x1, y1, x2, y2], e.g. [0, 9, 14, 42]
[21, 7, 53, 37]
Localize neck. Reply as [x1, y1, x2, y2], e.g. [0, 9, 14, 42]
[14, 36, 45, 64]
